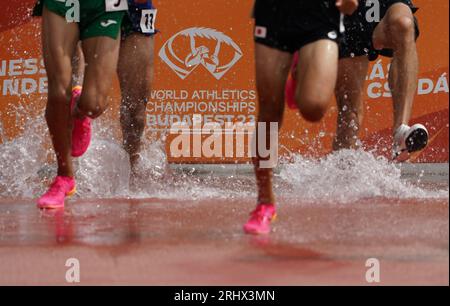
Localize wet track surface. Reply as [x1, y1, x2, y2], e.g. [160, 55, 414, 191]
[0, 196, 448, 285]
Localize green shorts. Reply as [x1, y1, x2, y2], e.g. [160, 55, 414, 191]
[33, 0, 126, 40]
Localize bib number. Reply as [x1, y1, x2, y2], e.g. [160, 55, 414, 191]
[105, 0, 129, 12]
[140, 9, 157, 33]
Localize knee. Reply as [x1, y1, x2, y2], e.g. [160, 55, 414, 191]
[47, 77, 72, 103]
[45, 86, 71, 124]
[390, 16, 415, 42]
[78, 91, 108, 119]
[47, 86, 70, 104]
[296, 88, 332, 122]
[297, 95, 329, 122]
[300, 104, 328, 122]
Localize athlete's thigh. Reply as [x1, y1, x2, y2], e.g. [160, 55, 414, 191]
[296, 39, 339, 103]
[81, 35, 121, 99]
[42, 7, 79, 93]
[118, 34, 154, 98]
[255, 43, 292, 113]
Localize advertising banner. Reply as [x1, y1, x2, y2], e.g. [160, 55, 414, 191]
[0, 0, 448, 164]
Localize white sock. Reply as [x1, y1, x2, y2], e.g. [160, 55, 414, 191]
[394, 124, 410, 139]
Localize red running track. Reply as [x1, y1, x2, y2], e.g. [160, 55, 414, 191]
[0, 196, 448, 285]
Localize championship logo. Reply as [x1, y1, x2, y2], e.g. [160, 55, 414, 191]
[159, 27, 243, 80]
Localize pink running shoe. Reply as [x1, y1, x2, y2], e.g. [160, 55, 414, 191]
[71, 86, 92, 157]
[37, 176, 76, 209]
[285, 52, 299, 110]
[243, 203, 277, 235]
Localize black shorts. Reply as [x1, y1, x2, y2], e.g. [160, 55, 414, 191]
[340, 0, 419, 61]
[122, 0, 158, 37]
[253, 0, 342, 54]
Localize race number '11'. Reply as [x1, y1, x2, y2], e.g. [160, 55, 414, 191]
[140, 9, 157, 33]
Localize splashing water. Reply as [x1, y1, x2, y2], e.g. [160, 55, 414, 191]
[0, 114, 48, 198]
[74, 117, 255, 200]
[76, 138, 131, 197]
[278, 149, 448, 203]
[0, 115, 448, 203]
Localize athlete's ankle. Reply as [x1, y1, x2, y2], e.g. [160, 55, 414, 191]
[56, 172, 74, 179]
[257, 197, 276, 205]
[394, 124, 410, 137]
